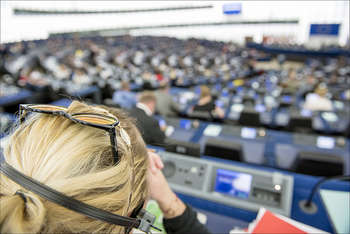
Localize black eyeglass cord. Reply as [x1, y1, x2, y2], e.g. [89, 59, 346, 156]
[1, 161, 161, 233]
[0, 162, 140, 229]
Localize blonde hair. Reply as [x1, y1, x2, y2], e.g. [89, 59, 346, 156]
[0, 101, 148, 233]
[138, 91, 156, 104]
[121, 81, 130, 91]
[200, 85, 211, 99]
[315, 84, 328, 97]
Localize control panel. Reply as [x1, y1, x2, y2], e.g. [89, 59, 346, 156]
[219, 125, 267, 140]
[160, 151, 294, 217]
[293, 133, 347, 149]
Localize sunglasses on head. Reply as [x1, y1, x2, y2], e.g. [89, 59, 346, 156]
[19, 104, 120, 164]
[0, 104, 160, 233]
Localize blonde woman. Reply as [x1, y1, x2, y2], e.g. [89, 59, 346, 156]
[0, 101, 209, 234]
[193, 85, 225, 118]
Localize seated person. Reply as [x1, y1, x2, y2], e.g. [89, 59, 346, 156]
[282, 69, 301, 94]
[303, 83, 333, 112]
[155, 80, 180, 117]
[54, 64, 71, 80]
[112, 81, 137, 109]
[128, 91, 166, 146]
[193, 85, 225, 118]
[0, 101, 209, 234]
[72, 69, 91, 85]
[18, 69, 48, 89]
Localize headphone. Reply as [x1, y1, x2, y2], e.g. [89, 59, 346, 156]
[0, 162, 160, 233]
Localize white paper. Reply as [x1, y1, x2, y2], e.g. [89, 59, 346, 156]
[203, 124, 222, 137]
[241, 127, 257, 139]
[316, 136, 335, 149]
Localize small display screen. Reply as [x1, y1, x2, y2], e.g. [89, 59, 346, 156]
[321, 112, 338, 122]
[255, 104, 266, 113]
[282, 95, 292, 103]
[317, 136, 335, 149]
[179, 119, 191, 130]
[158, 119, 166, 128]
[223, 3, 242, 15]
[300, 109, 312, 117]
[214, 169, 252, 199]
[194, 86, 201, 95]
[231, 103, 244, 112]
[241, 127, 257, 139]
[215, 100, 224, 108]
[179, 96, 187, 104]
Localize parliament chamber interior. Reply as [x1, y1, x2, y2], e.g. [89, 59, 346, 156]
[0, 1, 349, 233]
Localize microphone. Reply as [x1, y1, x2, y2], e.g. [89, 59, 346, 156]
[299, 175, 350, 214]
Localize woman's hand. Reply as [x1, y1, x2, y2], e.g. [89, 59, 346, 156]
[214, 106, 225, 118]
[147, 150, 186, 218]
[148, 149, 164, 173]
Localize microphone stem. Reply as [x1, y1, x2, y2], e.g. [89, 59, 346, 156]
[305, 175, 350, 207]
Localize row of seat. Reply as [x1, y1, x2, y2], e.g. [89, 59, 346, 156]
[165, 137, 344, 177]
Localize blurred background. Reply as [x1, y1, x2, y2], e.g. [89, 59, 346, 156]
[1, 1, 349, 46]
[1, 1, 349, 234]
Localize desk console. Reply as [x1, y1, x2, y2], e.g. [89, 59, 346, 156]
[160, 151, 294, 217]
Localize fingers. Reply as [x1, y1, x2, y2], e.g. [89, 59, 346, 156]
[147, 150, 164, 174]
[148, 151, 157, 174]
[153, 153, 164, 169]
[148, 149, 164, 168]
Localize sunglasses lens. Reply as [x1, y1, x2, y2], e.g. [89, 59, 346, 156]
[31, 105, 67, 112]
[74, 114, 117, 125]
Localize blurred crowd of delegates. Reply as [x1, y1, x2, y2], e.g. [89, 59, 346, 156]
[1, 35, 350, 137]
[0, 35, 255, 100]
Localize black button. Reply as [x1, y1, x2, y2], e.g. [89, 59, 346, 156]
[185, 180, 192, 185]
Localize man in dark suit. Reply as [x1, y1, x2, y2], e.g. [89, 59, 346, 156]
[128, 91, 166, 146]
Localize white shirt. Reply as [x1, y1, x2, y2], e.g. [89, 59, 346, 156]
[304, 93, 333, 112]
[136, 103, 152, 116]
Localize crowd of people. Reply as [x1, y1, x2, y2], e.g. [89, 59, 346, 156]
[1, 35, 350, 138]
[0, 35, 252, 100]
[1, 35, 348, 106]
[1, 34, 350, 233]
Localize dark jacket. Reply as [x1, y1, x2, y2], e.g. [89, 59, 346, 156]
[163, 205, 211, 234]
[155, 90, 180, 117]
[128, 106, 166, 146]
[193, 100, 215, 113]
